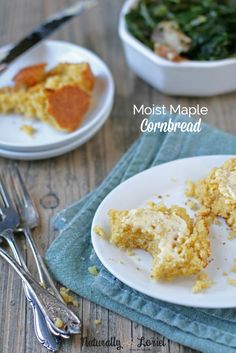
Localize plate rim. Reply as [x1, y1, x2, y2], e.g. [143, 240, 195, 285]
[0, 39, 115, 152]
[91, 154, 236, 308]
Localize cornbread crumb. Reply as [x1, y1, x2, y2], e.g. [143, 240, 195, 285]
[54, 318, 64, 329]
[20, 124, 37, 136]
[60, 287, 80, 307]
[231, 265, 236, 273]
[192, 273, 214, 293]
[94, 226, 107, 239]
[227, 277, 236, 287]
[228, 231, 236, 240]
[47, 288, 54, 295]
[126, 249, 134, 256]
[186, 200, 199, 211]
[94, 320, 101, 325]
[88, 266, 99, 276]
[185, 180, 195, 197]
[214, 219, 221, 226]
[147, 200, 159, 208]
[223, 271, 228, 276]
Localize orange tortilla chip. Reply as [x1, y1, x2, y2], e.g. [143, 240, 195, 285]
[47, 85, 90, 132]
[14, 63, 47, 88]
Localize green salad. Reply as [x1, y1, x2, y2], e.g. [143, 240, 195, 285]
[125, 0, 236, 61]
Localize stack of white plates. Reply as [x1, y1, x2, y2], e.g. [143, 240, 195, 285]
[0, 40, 115, 160]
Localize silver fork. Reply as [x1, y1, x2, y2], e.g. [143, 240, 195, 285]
[7, 165, 73, 339]
[0, 176, 81, 336]
[0, 176, 60, 352]
[9, 165, 62, 301]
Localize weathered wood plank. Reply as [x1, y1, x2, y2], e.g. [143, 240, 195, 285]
[0, 0, 236, 352]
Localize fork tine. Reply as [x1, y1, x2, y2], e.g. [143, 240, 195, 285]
[5, 170, 21, 215]
[9, 164, 27, 208]
[0, 174, 14, 209]
[9, 164, 39, 223]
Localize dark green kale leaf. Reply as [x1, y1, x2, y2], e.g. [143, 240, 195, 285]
[125, 0, 236, 60]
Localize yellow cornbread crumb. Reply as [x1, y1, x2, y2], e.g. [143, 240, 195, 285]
[106, 203, 211, 281]
[20, 124, 37, 136]
[39, 282, 46, 289]
[228, 231, 236, 240]
[94, 320, 102, 325]
[227, 277, 236, 287]
[186, 200, 199, 211]
[185, 180, 195, 197]
[192, 273, 214, 293]
[60, 287, 80, 307]
[54, 318, 65, 329]
[214, 219, 221, 226]
[231, 265, 236, 273]
[94, 226, 107, 239]
[126, 249, 134, 256]
[88, 266, 99, 276]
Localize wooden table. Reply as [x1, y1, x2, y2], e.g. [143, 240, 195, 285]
[0, 1, 236, 352]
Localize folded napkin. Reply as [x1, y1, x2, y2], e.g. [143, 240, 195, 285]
[46, 114, 236, 353]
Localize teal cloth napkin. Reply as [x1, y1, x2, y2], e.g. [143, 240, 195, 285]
[46, 114, 236, 353]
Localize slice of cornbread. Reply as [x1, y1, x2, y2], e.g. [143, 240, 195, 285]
[106, 203, 211, 281]
[186, 158, 236, 231]
[0, 62, 95, 132]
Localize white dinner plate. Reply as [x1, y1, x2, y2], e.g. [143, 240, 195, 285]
[0, 100, 113, 160]
[0, 40, 114, 152]
[92, 155, 236, 308]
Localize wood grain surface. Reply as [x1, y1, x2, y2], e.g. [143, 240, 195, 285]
[0, 1, 236, 352]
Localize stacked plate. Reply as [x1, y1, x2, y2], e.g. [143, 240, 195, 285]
[0, 40, 115, 160]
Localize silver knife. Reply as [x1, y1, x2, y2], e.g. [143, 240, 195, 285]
[0, 0, 96, 74]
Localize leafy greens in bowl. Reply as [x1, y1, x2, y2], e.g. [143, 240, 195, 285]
[125, 0, 236, 62]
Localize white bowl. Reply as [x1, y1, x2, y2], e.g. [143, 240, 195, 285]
[119, 0, 236, 97]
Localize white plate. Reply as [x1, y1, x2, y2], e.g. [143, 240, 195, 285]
[92, 155, 236, 308]
[0, 40, 114, 152]
[0, 100, 113, 160]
